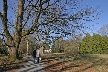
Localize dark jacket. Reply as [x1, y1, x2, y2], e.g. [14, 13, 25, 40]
[33, 50, 36, 58]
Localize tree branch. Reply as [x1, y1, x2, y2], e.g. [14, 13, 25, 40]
[42, 0, 57, 10]
[2, 0, 13, 40]
[16, 0, 25, 32]
[0, 33, 5, 36]
[22, 6, 34, 28]
[21, 0, 42, 36]
[23, 0, 39, 28]
[0, 12, 3, 18]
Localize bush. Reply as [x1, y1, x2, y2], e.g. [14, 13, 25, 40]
[79, 34, 108, 54]
[0, 47, 8, 55]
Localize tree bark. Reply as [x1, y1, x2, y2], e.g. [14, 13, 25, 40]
[7, 0, 25, 59]
[40, 45, 44, 56]
[8, 47, 16, 59]
[7, 37, 21, 59]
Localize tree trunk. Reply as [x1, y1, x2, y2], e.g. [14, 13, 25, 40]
[40, 45, 44, 56]
[8, 46, 21, 60]
[7, 35, 21, 60]
[8, 47, 16, 59]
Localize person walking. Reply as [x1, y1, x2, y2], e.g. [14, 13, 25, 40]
[32, 49, 36, 63]
[36, 48, 40, 63]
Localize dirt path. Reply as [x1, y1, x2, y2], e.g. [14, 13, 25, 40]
[6, 56, 44, 72]
[17, 60, 44, 72]
[18, 56, 44, 72]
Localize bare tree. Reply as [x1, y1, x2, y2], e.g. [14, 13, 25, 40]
[98, 24, 108, 36]
[0, 0, 99, 59]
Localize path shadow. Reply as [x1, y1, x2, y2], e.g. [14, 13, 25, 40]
[0, 61, 25, 72]
[36, 60, 69, 72]
[0, 57, 31, 72]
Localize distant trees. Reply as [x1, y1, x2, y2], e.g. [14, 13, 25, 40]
[52, 36, 64, 53]
[98, 24, 108, 36]
[19, 35, 38, 54]
[63, 35, 82, 55]
[43, 43, 50, 50]
[52, 35, 82, 55]
[80, 33, 108, 54]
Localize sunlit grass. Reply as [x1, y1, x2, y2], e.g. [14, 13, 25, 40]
[43, 54, 108, 72]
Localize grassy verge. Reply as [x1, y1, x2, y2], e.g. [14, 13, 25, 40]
[42, 54, 108, 72]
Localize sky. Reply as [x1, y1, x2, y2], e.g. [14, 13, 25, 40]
[0, 0, 108, 35]
[81, 0, 108, 34]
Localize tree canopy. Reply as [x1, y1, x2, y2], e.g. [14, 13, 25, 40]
[0, 0, 99, 59]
